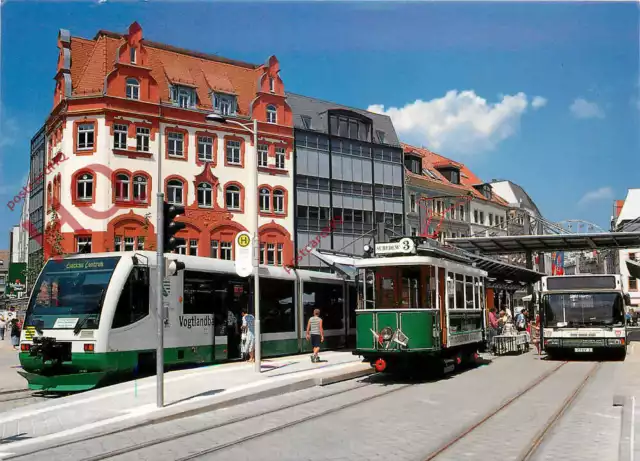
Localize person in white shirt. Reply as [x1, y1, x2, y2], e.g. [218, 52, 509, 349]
[0, 315, 6, 341]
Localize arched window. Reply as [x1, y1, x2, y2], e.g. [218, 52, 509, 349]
[133, 175, 148, 202]
[198, 183, 213, 207]
[273, 189, 285, 214]
[266, 105, 277, 124]
[167, 179, 184, 205]
[77, 173, 94, 201]
[126, 78, 140, 100]
[115, 174, 130, 201]
[225, 185, 241, 211]
[259, 188, 271, 212]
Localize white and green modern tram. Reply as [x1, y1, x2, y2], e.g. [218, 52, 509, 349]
[18, 252, 357, 391]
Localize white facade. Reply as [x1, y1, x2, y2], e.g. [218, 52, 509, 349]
[469, 200, 508, 238]
[615, 189, 640, 306]
[49, 115, 293, 242]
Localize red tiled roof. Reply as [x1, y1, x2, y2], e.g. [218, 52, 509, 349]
[402, 142, 509, 207]
[69, 25, 264, 115]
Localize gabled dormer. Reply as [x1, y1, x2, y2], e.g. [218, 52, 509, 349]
[212, 92, 238, 115]
[170, 85, 197, 109]
[403, 152, 422, 175]
[473, 183, 493, 200]
[432, 159, 461, 185]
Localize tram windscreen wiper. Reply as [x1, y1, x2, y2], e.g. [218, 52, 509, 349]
[73, 288, 106, 335]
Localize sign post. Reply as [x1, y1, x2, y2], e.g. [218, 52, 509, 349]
[235, 232, 253, 277]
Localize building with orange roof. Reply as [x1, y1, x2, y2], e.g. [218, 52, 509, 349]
[402, 143, 509, 242]
[40, 22, 295, 267]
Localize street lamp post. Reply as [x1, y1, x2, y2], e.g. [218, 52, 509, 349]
[206, 113, 261, 373]
[156, 117, 165, 407]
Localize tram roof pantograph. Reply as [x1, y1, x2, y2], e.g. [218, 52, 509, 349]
[446, 232, 640, 255]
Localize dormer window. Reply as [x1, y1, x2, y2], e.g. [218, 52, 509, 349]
[213, 93, 237, 115]
[171, 85, 196, 109]
[130, 47, 136, 64]
[301, 115, 311, 129]
[126, 78, 140, 100]
[483, 185, 492, 200]
[404, 154, 422, 175]
[436, 167, 460, 185]
[375, 130, 385, 144]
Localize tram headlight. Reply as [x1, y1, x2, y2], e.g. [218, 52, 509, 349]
[381, 327, 394, 341]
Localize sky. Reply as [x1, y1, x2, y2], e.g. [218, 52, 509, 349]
[0, 0, 638, 248]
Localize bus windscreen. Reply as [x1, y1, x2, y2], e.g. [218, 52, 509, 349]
[546, 276, 616, 291]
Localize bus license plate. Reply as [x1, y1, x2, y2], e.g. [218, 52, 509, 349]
[575, 348, 593, 353]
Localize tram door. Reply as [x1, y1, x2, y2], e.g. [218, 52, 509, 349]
[226, 280, 249, 360]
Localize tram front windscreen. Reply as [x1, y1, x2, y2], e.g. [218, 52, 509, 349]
[25, 257, 121, 330]
[543, 292, 625, 327]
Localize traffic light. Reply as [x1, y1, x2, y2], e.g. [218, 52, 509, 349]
[163, 202, 186, 252]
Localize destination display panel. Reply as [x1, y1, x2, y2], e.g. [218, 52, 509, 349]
[546, 275, 616, 291]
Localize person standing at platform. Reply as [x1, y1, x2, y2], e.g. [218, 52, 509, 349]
[306, 309, 324, 363]
[0, 314, 6, 341]
[241, 308, 255, 363]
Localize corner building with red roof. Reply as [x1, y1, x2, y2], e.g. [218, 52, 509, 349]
[43, 22, 294, 265]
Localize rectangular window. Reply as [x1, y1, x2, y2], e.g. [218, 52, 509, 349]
[136, 127, 150, 152]
[266, 243, 275, 265]
[459, 206, 465, 221]
[259, 243, 265, 265]
[124, 237, 135, 251]
[189, 239, 198, 256]
[214, 93, 236, 115]
[137, 237, 145, 250]
[275, 147, 286, 169]
[226, 140, 241, 164]
[113, 124, 127, 149]
[220, 241, 233, 260]
[479, 212, 485, 225]
[114, 236, 122, 252]
[168, 132, 184, 157]
[198, 136, 213, 161]
[258, 144, 268, 167]
[76, 236, 92, 253]
[630, 278, 638, 291]
[474, 210, 478, 223]
[77, 123, 94, 150]
[410, 194, 416, 213]
[489, 214, 494, 226]
[301, 116, 311, 129]
[375, 130, 385, 144]
[210, 240, 218, 259]
[277, 243, 283, 266]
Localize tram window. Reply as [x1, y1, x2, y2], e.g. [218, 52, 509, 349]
[466, 276, 474, 309]
[183, 271, 216, 315]
[304, 282, 344, 330]
[112, 267, 150, 329]
[455, 275, 465, 309]
[261, 279, 295, 333]
[473, 277, 479, 310]
[447, 272, 455, 309]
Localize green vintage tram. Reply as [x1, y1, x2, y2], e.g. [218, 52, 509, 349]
[353, 237, 488, 373]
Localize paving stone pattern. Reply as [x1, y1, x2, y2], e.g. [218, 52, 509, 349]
[24, 353, 560, 461]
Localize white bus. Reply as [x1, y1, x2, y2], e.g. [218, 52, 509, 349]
[541, 274, 628, 360]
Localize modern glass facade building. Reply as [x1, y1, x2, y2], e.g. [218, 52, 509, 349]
[28, 125, 46, 274]
[287, 93, 405, 270]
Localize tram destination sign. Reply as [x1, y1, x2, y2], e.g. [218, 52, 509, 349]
[375, 238, 416, 255]
[546, 275, 616, 291]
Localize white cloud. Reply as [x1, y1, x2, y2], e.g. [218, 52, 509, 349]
[532, 96, 547, 109]
[570, 98, 604, 119]
[367, 90, 544, 155]
[578, 186, 614, 207]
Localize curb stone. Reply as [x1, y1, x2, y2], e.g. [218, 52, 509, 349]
[614, 394, 635, 461]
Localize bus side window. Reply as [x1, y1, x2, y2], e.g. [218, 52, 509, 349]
[112, 267, 150, 329]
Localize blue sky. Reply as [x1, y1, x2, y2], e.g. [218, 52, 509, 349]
[0, 1, 638, 247]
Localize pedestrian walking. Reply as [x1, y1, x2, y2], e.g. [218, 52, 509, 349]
[10, 318, 21, 350]
[0, 314, 6, 341]
[306, 309, 324, 363]
[487, 307, 499, 351]
[241, 308, 255, 363]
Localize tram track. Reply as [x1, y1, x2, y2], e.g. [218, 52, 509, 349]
[422, 360, 602, 461]
[4, 376, 411, 461]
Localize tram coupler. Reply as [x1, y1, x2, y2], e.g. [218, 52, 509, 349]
[30, 336, 71, 365]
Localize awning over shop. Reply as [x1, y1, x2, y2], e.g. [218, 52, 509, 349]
[446, 232, 640, 255]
